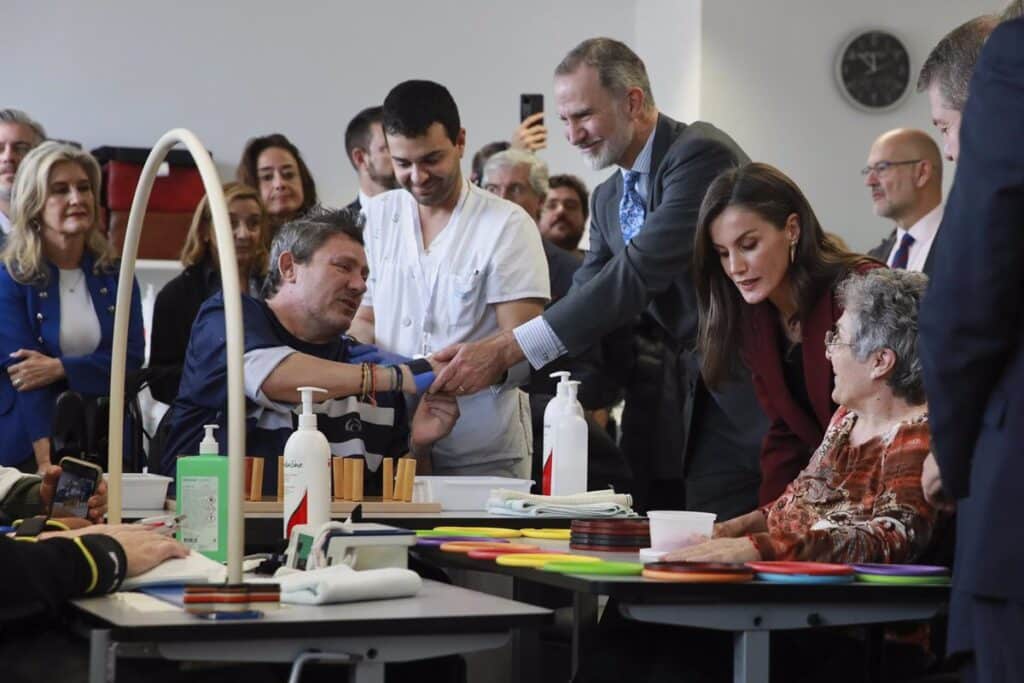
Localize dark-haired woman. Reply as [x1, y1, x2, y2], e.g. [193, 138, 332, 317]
[693, 162, 879, 504]
[236, 133, 318, 237]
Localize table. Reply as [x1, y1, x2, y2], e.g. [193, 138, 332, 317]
[415, 540, 950, 683]
[70, 579, 550, 683]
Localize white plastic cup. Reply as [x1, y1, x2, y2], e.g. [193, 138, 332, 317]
[647, 510, 717, 551]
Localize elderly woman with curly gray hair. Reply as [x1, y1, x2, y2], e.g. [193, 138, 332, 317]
[668, 267, 940, 565]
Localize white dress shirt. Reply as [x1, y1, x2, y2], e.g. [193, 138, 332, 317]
[362, 180, 550, 473]
[885, 204, 943, 272]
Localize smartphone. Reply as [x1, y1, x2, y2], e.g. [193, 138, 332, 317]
[51, 456, 103, 518]
[520, 93, 544, 125]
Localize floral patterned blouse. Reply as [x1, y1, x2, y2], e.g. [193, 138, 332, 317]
[750, 406, 940, 563]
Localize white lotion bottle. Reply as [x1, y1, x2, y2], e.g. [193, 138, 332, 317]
[542, 371, 573, 495]
[283, 386, 331, 538]
[551, 380, 588, 496]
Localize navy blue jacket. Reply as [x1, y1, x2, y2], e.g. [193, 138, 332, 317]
[919, 17, 1024, 601]
[0, 252, 144, 467]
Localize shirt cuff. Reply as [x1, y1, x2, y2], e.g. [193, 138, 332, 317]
[513, 317, 567, 370]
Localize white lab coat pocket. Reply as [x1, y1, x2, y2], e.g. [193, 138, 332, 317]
[447, 269, 485, 331]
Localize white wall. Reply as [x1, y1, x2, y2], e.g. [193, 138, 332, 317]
[7, 0, 638, 208]
[700, 0, 995, 252]
[8, 0, 1000, 254]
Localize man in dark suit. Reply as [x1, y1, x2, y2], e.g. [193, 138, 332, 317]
[864, 128, 943, 275]
[919, 16, 1024, 682]
[434, 37, 767, 518]
[342, 106, 397, 212]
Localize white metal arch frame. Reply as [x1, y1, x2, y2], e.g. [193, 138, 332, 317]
[107, 129, 246, 582]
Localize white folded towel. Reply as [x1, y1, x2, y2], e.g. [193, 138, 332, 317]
[485, 489, 634, 517]
[274, 565, 421, 605]
[488, 488, 632, 507]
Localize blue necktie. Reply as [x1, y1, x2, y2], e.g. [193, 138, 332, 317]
[890, 232, 915, 269]
[619, 170, 646, 244]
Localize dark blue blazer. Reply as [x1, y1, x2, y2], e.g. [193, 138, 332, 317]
[919, 17, 1024, 601]
[0, 252, 144, 467]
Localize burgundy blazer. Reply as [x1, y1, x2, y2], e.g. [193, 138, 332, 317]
[741, 263, 881, 505]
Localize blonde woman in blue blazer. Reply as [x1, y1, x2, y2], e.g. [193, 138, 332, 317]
[0, 142, 143, 473]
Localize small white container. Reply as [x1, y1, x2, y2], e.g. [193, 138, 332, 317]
[106, 472, 173, 510]
[648, 510, 716, 551]
[412, 476, 533, 511]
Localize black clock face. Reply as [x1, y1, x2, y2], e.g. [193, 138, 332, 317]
[837, 31, 910, 110]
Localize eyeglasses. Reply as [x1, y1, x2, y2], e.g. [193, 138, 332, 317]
[860, 160, 922, 176]
[824, 326, 852, 350]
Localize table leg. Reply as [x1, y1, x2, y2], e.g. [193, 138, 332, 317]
[732, 631, 769, 683]
[89, 629, 113, 683]
[350, 661, 385, 683]
[571, 592, 599, 679]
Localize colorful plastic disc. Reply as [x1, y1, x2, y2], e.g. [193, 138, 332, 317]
[520, 528, 571, 540]
[416, 536, 504, 546]
[467, 546, 549, 560]
[429, 526, 523, 538]
[855, 573, 951, 586]
[642, 568, 753, 583]
[440, 541, 537, 554]
[851, 563, 950, 577]
[746, 561, 854, 576]
[757, 572, 855, 585]
[570, 543, 644, 553]
[542, 561, 644, 576]
[496, 553, 601, 568]
[644, 561, 753, 574]
[569, 533, 650, 546]
[571, 519, 650, 535]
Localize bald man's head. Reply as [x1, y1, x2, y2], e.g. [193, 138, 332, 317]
[864, 128, 943, 228]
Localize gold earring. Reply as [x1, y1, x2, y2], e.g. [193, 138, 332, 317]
[789, 240, 796, 264]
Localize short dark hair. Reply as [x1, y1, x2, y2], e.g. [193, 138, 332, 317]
[236, 133, 318, 213]
[382, 80, 460, 144]
[548, 174, 590, 221]
[344, 106, 384, 169]
[470, 141, 509, 185]
[263, 209, 364, 298]
[917, 15, 999, 110]
[555, 37, 655, 111]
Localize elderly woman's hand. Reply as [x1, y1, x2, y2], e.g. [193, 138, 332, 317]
[921, 452, 955, 512]
[663, 537, 761, 563]
[8, 349, 65, 391]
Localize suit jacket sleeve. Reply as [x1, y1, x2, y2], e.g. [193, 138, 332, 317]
[918, 20, 1024, 498]
[544, 135, 739, 355]
[0, 271, 56, 442]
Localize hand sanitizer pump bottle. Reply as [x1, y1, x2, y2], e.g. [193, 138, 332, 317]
[542, 371, 574, 494]
[283, 386, 331, 538]
[176, 424, 228, 561]
[551, 380, 588, 496]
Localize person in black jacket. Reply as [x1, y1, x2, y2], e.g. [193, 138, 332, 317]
[148, 182, 270, 405]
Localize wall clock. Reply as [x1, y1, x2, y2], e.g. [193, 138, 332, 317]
[835, 30, 911, 112]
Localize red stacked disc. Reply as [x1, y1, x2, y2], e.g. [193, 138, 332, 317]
[570, 519, 650, 552]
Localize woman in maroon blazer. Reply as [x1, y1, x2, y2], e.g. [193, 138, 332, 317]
[693, 163, 879, 504]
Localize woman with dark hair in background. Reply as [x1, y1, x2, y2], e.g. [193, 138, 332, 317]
[236, 133, 318, 236]
[692, 162, 878, 504]
[147, 182, 270, 404]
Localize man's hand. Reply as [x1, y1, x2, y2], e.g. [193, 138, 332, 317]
[43, 525, 190, 577]
[663, 537, 761, 563]
[39, 465, 109, 523]
[511, 113, 548, 152]
[410, 393, 460, 456]
[8, 349, 65, 392]
[921, 452, 955, 511]
[430, 331, 523, 395]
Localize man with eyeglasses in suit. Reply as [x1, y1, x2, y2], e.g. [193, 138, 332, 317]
[863, 128, 944, 275]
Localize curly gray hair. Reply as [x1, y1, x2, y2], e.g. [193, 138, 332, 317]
[837, 268, 929, 405]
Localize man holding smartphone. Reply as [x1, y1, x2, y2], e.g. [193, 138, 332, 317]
[0, 462, 107, 526]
